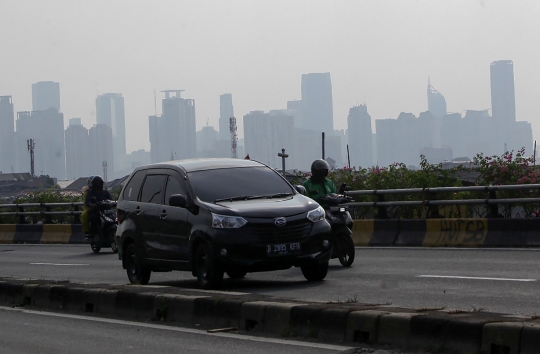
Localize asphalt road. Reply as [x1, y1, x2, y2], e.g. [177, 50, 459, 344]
[0, 306, 356, 354]
[1, 245, 539, 316]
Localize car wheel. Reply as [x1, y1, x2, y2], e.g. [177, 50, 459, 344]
[227, 270, 247, 279]
[90, 242, 101, 253]
[301, 261, 328, 281]
[195, 243, 224, 289]
[337, 234, 355, 267]
[125, 243, 151, 285]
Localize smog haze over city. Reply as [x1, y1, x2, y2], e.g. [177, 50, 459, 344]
[1, 0, 540, 178]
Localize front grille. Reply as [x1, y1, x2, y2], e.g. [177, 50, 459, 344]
[243, 222, 312, 244]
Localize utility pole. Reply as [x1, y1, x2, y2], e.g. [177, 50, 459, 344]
[230, 116, 238, 158]
[27, 139, 35, 176]
[102, 161, 108, 182]
[322, 132, 325, 159]
[278, 148, 289, 177]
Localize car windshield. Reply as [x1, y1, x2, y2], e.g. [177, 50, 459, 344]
[188, 167, 294, 203]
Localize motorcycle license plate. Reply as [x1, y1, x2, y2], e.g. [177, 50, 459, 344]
[266, 242, 301, 257]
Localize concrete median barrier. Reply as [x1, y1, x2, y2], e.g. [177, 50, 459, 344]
[2, 277, 540, 353]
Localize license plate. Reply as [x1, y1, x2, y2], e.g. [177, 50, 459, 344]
[266, 242, 301, 257]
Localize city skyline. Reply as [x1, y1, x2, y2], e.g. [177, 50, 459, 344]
[1, 1, 539, 154]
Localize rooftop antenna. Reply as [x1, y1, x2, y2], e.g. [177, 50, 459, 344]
[27, 139, 35, 176]
[154, 87, 157, 115]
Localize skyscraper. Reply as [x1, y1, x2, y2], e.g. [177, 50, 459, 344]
[347, 104, 373, 168]
[427, 79, 447, 118]
[32, 81, 60, 111]
[490, 60, 516, 122]
[89, 124, 114, 180]
[219, 94, 234, 141]
[15, 108, 65, 179]
[96, 93, 126, 175]
[65, 118, 89, 179]
[300, 72, 334, 133]
[0, 96, 15, 173]
[148, 90, 197, 163]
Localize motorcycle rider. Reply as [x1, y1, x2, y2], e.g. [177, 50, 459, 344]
[85, 176, 113, 233]
[303, 159, 337, 204]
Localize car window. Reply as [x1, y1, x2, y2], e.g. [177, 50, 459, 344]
[164, 175, 188, 205]
[122, 170, 146, 201]
[188, 166, 294, 203]
[139, 174, 167, 204]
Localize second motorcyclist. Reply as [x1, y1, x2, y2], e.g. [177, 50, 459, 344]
[85, 175, 113, 234]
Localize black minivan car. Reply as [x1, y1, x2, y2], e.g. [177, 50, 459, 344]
[115, 158, 333, 289]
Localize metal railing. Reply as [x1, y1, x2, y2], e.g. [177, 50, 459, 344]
[344, 184, 540, 219]
[0, 202, 85, 224]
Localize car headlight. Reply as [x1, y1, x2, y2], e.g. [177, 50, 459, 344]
[307, 206, 325, 222]
[211, 213, 248, 228]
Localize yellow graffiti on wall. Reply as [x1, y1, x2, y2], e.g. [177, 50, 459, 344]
[423, 219, 488, 247]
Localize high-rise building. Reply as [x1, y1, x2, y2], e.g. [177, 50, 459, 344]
[96, 93, 126, 175]
[65, 118, 89, 180]
[88, 124, 114, 180]
[0, 96, 15, 173]
[15, 108, 65, 179]
[196, 126, 220, 158]
[149, 90, 196, 163]
[32, 81, 60, 111]
[300, 72, 334, 133]
[219, 94, 234, 141]
[427, 79, 447, 118]
[490, 60, 516, 122]
[243, 111, 294, 168]
[347, 104, 373, 168]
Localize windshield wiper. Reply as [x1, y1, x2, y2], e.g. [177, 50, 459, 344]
[213, 195, 264, 203]
[266, 192, 294, 198]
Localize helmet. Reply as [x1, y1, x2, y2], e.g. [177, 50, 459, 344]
[310, 159, 329, 181]
[91, 175, 104, 190]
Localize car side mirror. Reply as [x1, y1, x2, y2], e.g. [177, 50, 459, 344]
[295, 185, 306, 195]
[169, 194, 187, 208]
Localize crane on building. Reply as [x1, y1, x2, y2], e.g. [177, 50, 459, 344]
[229, 116, 238, 158]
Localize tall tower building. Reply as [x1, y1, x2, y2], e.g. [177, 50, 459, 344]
[300, 72, 334, 133]
[0, 96, 15, 173]
[32, 81, 60, 111]
[347, 105, 373, 168]
[490, 60, 516, 122]
[89, 124, 114, 180]
[96, 93, 126, 174]
[427, 79, 447, 118]
[219, 94, 234, 141]
[149, 90, 196, 163]
[65, 118, 89, 179]
[15, 109, 66, 179]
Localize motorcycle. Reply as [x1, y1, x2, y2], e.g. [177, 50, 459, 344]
[318, 190, 355, 267]
[88, 199, 118, 254]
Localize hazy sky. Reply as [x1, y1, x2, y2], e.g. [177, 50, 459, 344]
[1, 0, 539, 153]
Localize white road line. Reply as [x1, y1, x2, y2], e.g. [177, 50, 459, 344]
[417, 275, 536, 282]
[0, 306, 351, 352]
[30, 263, 89, 266]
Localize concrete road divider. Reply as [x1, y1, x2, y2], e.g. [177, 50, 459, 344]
[4, 277, 539, 353]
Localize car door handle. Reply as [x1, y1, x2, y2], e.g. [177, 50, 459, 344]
[160, 211, 167, 219]
[135, 207, 141, 216]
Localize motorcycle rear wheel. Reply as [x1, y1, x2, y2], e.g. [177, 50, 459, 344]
[90, 242, 101, 253]
[337, 233, 355, 267]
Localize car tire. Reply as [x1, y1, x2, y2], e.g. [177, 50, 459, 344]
[301, 261, 328, 281]
[195, 243, 224, 289]
[337, 234, 355, 267]
[227, 270, 247, 279]
[125, 243, 151, 285]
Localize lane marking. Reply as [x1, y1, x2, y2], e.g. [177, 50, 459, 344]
[0, 306, 351, 352]
[417, 275, 536, 282]
[30, 263, 89, 266]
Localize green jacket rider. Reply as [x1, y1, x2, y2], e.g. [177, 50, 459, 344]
[303, 159, 336, 204]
